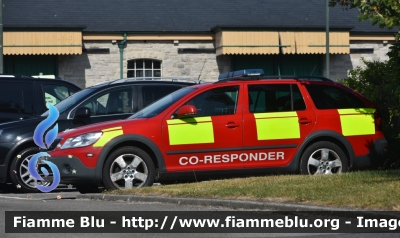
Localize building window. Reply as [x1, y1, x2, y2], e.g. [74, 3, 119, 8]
[127, 59, 162, 78]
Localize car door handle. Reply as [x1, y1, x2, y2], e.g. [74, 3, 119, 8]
[298, 118, 312, 124]
[226, 122, 240, 128]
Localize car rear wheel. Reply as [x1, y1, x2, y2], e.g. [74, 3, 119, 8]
[102, 146, 155, 190]
[300, 141, 348, 175]
[9, 147, 51, 193]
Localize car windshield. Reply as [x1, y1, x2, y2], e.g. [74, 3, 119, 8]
[129, 87, 197, 119]
[41, 88, 96, 116]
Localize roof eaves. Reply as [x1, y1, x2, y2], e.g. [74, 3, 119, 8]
[4, 24, 87, 31]
[82, 30, 213, 34]
[211, 25, 354, 32]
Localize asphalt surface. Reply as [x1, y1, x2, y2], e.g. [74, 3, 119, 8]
[1, 186, 399, 238]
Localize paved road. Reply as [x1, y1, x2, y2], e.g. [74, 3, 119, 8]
[0, 187, 398, 238]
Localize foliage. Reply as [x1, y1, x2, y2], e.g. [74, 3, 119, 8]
[329, 0, 400, 32]
[330, 1, 400, 168]
[338, 42, 400, 168]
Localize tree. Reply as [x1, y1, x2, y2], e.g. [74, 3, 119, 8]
[330, 1, 400, 168]
[329, 0, 400, 34]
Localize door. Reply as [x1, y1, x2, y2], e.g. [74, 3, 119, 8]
[162, 84, 244, 172]
[138, 85, 186, 110]
[74, 87, 133, 125]
[243, 82, 316, 168]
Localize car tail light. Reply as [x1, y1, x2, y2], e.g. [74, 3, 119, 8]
[374, 110, 382, 131]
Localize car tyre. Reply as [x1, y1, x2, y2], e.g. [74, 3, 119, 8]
[102, 146, 155, 190]
[300, 141, 348, 175]
[9, 147, 49, 193]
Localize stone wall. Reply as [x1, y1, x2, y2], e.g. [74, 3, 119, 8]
[327, 40, 393, 81]
[59, 40, 226, 88]
[59, 40, 392, 88]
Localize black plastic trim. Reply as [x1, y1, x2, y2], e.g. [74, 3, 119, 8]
[94, 134, 165, 180]
[292, 130, 356, 169]
[352, 138, 387, 169]
[47, 156, 97, 183]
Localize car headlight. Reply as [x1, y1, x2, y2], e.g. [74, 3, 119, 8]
[60, 132, 103, 149]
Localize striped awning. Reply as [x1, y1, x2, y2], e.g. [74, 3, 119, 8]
[215, 31, 350, 56]
[215, 31, 280, 55]
[4, 31, 83, 55]
[280, 31, 350, 54]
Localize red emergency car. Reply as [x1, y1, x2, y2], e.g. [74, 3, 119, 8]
[47, 69, 387, 193]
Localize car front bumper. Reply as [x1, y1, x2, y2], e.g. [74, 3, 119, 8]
[47, 156, 99, 184]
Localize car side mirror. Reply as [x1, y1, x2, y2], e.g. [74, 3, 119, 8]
[176, 105, 197, 118]
[74, 107, 91, 119]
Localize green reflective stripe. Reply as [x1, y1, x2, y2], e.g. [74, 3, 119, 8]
[93, 128, 123, 147]
[338, 108, 375, 136]
[254, 112, 300, 140]
[338, 108, 375, 115]
[167, 117, 214, 145]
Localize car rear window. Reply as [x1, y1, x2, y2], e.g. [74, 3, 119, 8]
[0, 82, 34, 114]
[305, 84, 366, 109]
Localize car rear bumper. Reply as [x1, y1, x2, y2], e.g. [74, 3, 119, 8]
[47, 156, 99, 184]
[352, 138, 388, 169]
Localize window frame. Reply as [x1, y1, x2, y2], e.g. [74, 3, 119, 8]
[247, 83, 306, 113]
[127, 59, 162, 79]
[177, 85, 240, 117]
[76, 86, 134, 117]
[304, 83, 366, 110]
[42, 84, 78, 108]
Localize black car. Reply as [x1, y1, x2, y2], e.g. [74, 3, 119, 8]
[0, 77, 196, 192]
[0, 75, 81, 123]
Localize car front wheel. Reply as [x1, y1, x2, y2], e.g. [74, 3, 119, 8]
[300, 141, 348, 175]
[102, 146, 155, 190]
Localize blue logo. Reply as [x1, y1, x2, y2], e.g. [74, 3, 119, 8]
[28, 103, 61, 193]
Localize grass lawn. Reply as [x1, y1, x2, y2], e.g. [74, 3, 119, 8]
[107, 170, 400, 210]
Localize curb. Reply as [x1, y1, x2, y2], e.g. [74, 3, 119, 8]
[77, 194, 361, 212]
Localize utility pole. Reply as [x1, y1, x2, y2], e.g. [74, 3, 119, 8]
[0, 0, 3, 74]
[326, 0, 330, 78]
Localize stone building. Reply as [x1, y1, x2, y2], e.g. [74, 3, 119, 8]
[3, 0, 397, 88]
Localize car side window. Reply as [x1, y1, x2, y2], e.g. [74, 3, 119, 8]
[81, 87, 133, 116]
[0, 82, 34, 114]
[305, 84, 366, 109]
[248, 84, 306, 113]
[141, 85, 183, 108]
[184, 86, 239, 116]
[42, 84, 78, 108]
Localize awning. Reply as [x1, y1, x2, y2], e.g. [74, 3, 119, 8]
[283, 31, 350, 54]
[215, 31, 280, 56]
[4, 31, 83, 55]
[215, 31, 349, 56]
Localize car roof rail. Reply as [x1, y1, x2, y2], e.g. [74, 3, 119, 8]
[0, 74, 34, 78]
[218, 69, 264, 81]
[31, 75, 61, 79]
[110, 77, 201, 84]
[297, 76, 333, 82]
[217, 69, 334, 83]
